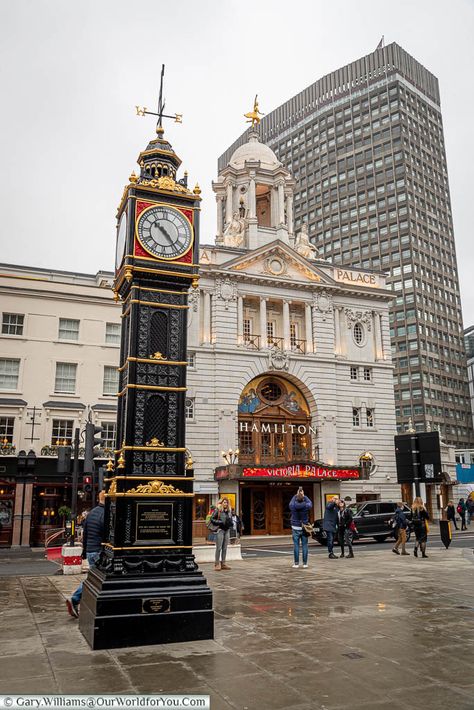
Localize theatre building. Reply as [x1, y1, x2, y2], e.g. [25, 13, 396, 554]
[185, 128, 399, 535]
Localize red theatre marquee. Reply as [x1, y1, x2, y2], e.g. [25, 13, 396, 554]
[242, 465, 360, 480]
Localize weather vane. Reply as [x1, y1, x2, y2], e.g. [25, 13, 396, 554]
[244, 95, 264, 128]
[135, 64, 182, 132]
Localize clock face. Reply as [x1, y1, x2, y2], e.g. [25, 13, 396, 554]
[136, 204, 193, 260]
[116, 211, 127, 270]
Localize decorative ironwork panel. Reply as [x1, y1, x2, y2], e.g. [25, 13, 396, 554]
[144, 394, 167, 444]
[149, 311, 168, 357]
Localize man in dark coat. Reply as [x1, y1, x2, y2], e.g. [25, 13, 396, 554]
[323, 496, 339, 559]
[66, 490, 105, 618]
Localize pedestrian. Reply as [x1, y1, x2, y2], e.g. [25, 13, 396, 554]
[411, 496, 430, 559]
[66, 490, 105, 618]
[289, 486, 312, 568]
[466, 497, 474, 526]
[205, 505, 217, 544]
[230, 508, 242, 544]
[323, 496, 339, 559]
[391, 501, 410, 556]
[212, 498, 233, 571]
[457, 498, 467, 531]
[446, 500, 458, 530]
[337, 500, 355, 559]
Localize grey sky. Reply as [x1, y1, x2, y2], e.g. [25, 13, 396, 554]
[1, 0, 473, 322]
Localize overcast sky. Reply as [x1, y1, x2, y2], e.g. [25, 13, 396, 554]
[1, 0, 474, 322]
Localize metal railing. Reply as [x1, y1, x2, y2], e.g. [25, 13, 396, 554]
[243, 333, 261, 350]
[290, 338, 306, 354]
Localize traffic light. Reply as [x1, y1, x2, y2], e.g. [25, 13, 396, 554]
[83, 475, 92, 494]
[84, 422, 104, 473]
[57, 445, 71, 474]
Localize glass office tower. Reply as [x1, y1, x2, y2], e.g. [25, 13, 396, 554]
[220, 43, 473, 447]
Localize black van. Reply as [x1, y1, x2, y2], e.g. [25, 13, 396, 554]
[311, 500, 412, 545]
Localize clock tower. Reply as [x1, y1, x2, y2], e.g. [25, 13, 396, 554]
[79, 99, 213, 649]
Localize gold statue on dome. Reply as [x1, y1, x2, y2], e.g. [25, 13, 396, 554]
[244, 95, 264, 128]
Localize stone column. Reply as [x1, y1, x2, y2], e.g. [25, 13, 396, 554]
[225, 181, 233, 224]
[202, 291, 211, 344]
[286, 194, 294, 236]
[278, 181, 285, 224]
[216, 195, 224, 239]
[334, 307, 341, 357]
[259, 298, 267, 349]
[248, 178, 256, 219]
[305, 302, 313, 353]
[11, 481, 24, 547]
[237, 295, 244, 346]
[283, 300, 291, 351]
[373, 310, 383, 361]
[339, 307, 347, 358]
[21, 481, 33, 547]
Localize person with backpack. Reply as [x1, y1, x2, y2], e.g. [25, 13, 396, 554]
[337, 499, 355, 558]
[323, 496, 340, 559]
[289, 486, 312, 568]
[391, 502, 410, 556]
[412, 497, 430, 559]
[457, 498, 467, 531]
[445, 500, 458, 531]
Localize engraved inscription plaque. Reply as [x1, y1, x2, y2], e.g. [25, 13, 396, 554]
[135, 502, 174, 544]
[142, 598, 171, 614]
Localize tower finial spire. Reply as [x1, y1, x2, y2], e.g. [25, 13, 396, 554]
[135, 64, 183, 136]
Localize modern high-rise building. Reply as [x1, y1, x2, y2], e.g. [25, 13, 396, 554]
[220, 42, 473, 447]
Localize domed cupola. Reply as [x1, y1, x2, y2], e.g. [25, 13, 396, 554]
[212, 99, 296, 251]
[137, 125, 182, 182]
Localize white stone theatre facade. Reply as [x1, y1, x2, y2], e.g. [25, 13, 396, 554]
[186, 130, 399, 534]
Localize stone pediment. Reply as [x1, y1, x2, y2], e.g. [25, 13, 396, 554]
[216, 241, 335, 285]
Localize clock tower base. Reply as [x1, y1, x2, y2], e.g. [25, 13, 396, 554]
[79, 567, 214, 650]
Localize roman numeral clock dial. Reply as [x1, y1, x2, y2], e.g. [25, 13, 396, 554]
[136, 204, 193, 260]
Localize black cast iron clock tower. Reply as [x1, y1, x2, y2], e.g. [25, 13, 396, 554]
[79, 79, 213, 650]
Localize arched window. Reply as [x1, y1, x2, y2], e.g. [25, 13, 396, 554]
[353, 322, 364, 345]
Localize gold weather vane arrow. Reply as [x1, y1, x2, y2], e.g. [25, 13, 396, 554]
[135, 64, 183, 130]
[244, 95, 264, 128]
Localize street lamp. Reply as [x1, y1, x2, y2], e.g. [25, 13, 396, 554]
[221, 448, 239, 465]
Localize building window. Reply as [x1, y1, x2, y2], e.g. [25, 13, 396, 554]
[238, 428, 253, 455]
[352, 407, 361, 427]
[267, 321, 275, 342]
[290, 323, 298, 348]
[185, 397, 195, 420]
[187, 352, 196, 368]
[366, 408, 375, 427]
[353, 322, 364, 345]
[2, 313, 24, 336]
[51, 419, 73, 446]
[54, 362, 77, 393]
[0, 417, 14, 444]
[58, 318, 79, 341]
[0, 358, 20, 390]
[103, 366, 119, 395]
[363, 368, 372, 381]
[101, 421, 116, 450]
[243, 318, 251, 339]
[105, 322, 121, 344]
[350, 367, 358, 380]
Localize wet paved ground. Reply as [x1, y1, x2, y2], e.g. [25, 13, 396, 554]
[0, 546, 473, 710]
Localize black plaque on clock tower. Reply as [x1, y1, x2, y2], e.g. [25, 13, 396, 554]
[79, 96, 213, 649]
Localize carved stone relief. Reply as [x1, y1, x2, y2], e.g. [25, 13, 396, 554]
[345, 308, 372, 330]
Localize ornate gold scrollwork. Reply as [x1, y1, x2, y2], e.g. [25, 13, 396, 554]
[108, 479, 117, 495]
[127, 480, 184, 495]
[145, 437, 164, 448]
[150, 352, 164, 360]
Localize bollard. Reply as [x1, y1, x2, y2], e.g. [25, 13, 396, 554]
[61, 543, 83, 575]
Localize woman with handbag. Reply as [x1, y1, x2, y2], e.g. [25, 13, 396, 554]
[337, 500, 355, 559]
[289, 487, 313, 569]
[411, 496, 430, 558]
[211, 498, 233, 571]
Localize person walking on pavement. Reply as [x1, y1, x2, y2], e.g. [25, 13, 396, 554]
[66, 490, 106, 618]
[212, 498, 233, 571]
[323, 496, 339, 559]
[289, 486, 312, 568]
[391, 502, 410, 556]
[457, 498, 467, 531]
[337, 499, 355, 558]
[412, 496, 430, 559]
[446, 500, 458, 531]
[466, 497, 474, 526]
[230, 508, 243, 544]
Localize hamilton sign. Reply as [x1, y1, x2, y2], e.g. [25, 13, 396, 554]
[239, 422, 316, 435]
